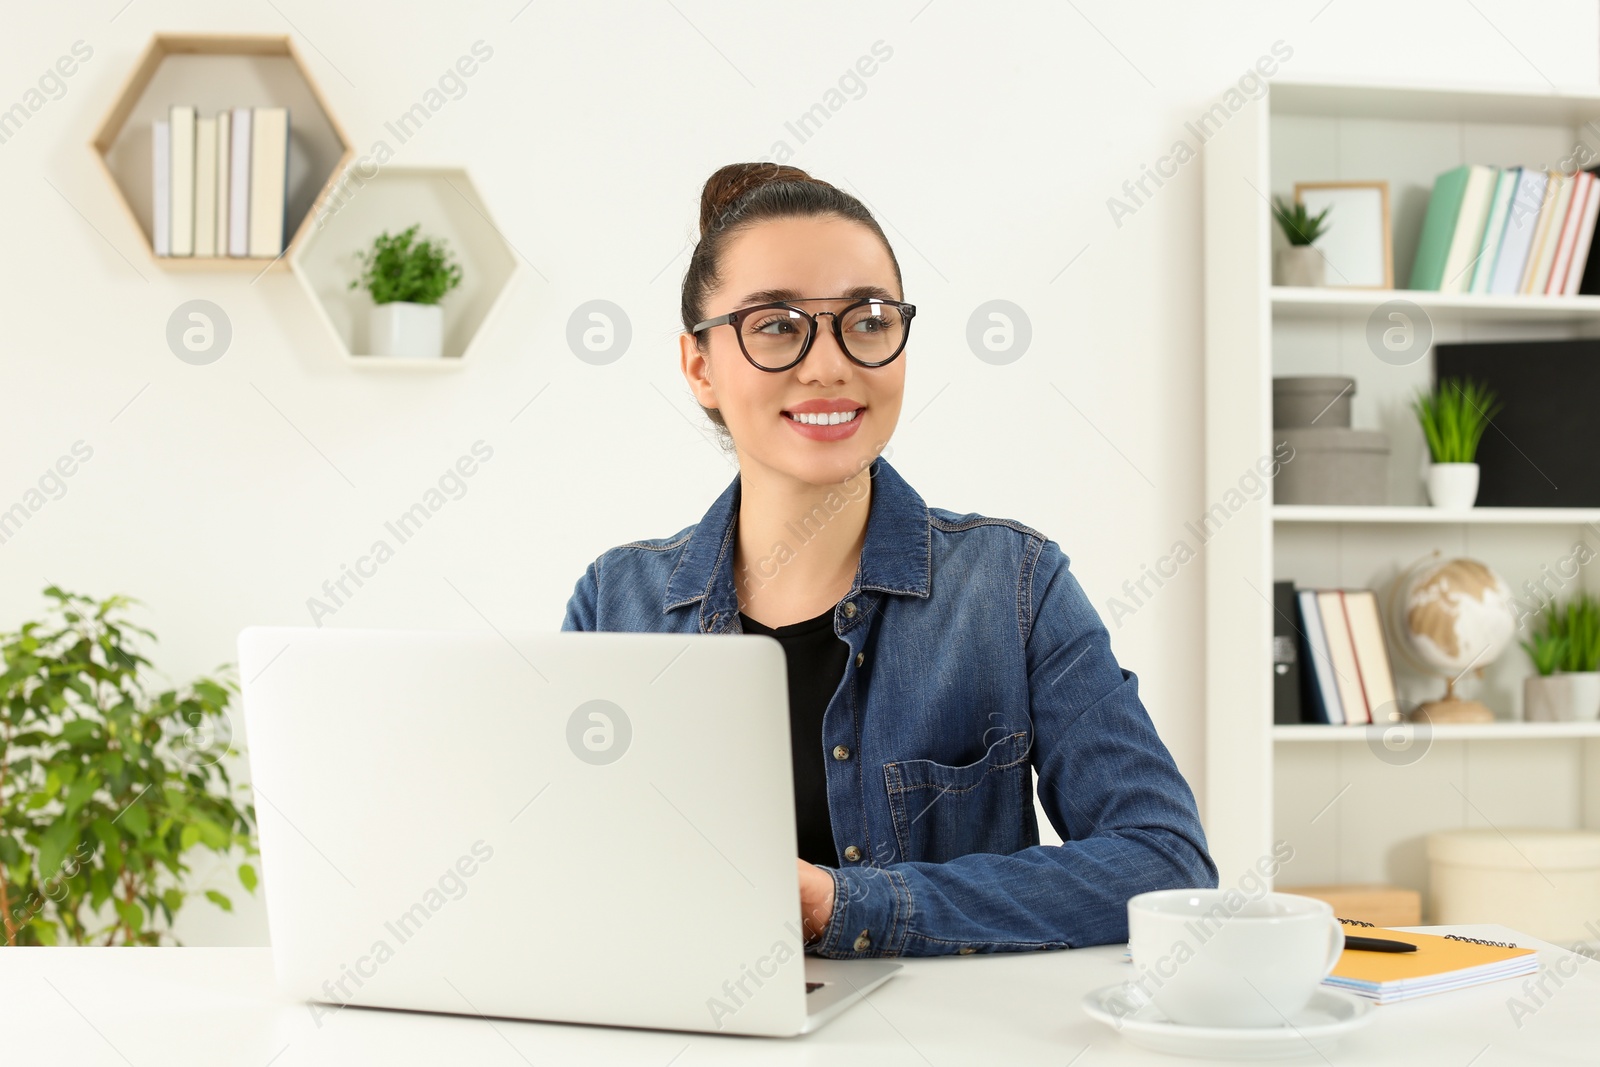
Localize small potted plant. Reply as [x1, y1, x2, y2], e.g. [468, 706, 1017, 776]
[1411, 375, 1502, 509]
[1272, 195, 1331, 287]
[1521, 593, 1600, 721]
[350, 223, 464, 359]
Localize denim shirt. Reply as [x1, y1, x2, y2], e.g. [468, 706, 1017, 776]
[560, 455, 1217, 958]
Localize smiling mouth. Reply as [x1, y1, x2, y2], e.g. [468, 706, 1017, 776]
[782, 407, 865, 426]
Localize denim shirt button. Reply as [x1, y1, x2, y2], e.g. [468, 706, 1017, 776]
[843, 845, 862, 861]
[843, 601, 856, 618]
[832, 745, 851, 760]
[958, 946, 977, 954]
[855, 652, 864, 667]
[853, 930, 871, 952]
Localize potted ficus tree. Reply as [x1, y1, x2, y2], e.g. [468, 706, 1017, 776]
[1521, 593, 1600, 722]
[1272, 195, 1331, 287]
[1411, 375, 1502, 509]
[0, 587, 256, 945]
[350, 223, 464, 360]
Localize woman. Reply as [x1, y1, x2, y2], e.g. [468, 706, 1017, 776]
[561, 162, 1217, 958]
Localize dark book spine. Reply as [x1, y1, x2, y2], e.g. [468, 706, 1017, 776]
[1273, 580, 1302, 725]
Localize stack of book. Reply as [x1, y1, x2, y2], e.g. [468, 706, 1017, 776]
[1272, 582, 1397, 725]
[1410, 164, 1600, 295]
[152, 105, 289, 259]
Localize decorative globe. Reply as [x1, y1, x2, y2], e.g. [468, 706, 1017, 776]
[1386, 553, 1517, 704]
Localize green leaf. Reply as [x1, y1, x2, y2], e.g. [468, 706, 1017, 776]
[116, 800, 149, 839]
[60, 719, 98, 744]
[204, 889, 232, 912]
[180, 823, 202, 852]
[36, 820, 77, 882]
[195, 820, 229, 850]
[116, 899, 145, 935]
[238, 863, 258, 893]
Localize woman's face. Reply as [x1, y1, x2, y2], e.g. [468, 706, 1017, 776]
[681, 215, 905, 489]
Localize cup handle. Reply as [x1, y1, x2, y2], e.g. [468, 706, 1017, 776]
[1322, 916, 1346, 977]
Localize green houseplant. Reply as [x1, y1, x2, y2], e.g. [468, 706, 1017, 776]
[349, 223, 464, 360]
[0, 587, 256, 945]
[1271, 195, 1332, 287]
[1521, 593, 1600, 722]
[1411, 376, 1502, 509]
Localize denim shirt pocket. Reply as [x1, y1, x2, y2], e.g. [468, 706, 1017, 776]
[884, 730, 1034, 864]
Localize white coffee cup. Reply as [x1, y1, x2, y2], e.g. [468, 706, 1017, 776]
[1123, 889, 1344, 1029]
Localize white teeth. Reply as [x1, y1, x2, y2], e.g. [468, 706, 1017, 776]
[787, 408, 861, 426]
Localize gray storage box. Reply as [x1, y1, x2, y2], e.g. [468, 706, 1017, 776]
[1273, 427, 1389, 505]
[1274, 376, 1355, 429]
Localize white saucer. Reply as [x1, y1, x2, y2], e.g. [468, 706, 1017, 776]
[1080, 983, 1373, 1060]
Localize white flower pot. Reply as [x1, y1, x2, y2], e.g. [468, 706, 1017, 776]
[1274, 246, 1325, 287]
[369, 301, 443, 359]
[1524, 672, 1600, 722]
[1426, 462, 1480, 509]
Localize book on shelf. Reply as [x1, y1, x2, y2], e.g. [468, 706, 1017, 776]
[1550, 171, 1597, 294]
[1468, 166, 1516, 294]
[1489, 168, 1548, 294]
[1563, 167, 1600, 295]
[248, 106, 289, 258]
[151, 119, 169, 258]
[228, 107, 251, 256]
[1325, 921, 1538, 1004]
[1411, 163, 1600, 296]
[193, 114, 217, 257]
[151, 105, 288, 258]
[1273, 580, 1302, 725]
[214, 109, 231, 257]
[1290, 586, 1397, 726]
[1525, 169, 1575, 294]
[168, 105, 195, 257]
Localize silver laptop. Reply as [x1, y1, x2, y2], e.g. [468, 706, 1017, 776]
[236, 625, 900, 1037]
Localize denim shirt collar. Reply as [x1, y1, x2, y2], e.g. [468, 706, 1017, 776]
[662, 454, 931, 630]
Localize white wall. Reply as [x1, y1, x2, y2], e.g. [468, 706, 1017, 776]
[2, 0, 1594, 945]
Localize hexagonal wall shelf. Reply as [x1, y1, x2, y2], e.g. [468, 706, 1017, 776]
[290, 166, 518, 367]
[91, 33, 353, 271]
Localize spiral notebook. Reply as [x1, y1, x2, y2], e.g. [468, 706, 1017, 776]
[1325, 921, 1539, 1004]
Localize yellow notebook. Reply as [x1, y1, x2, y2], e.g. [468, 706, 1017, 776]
[1326, 921, 1538, 1004]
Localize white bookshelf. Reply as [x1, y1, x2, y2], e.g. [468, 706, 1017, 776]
[1202, 77, 1600, 908]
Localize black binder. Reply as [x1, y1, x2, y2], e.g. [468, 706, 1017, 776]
[1272, 580, 1302, 725]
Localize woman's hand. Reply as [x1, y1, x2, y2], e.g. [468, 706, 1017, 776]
[797, 859, 836, 944]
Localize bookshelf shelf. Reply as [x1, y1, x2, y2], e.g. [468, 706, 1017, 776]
[1275, 722, 1600, 741]
[1272, 505, 1600, 525]
[90, 33, 353, 271]
[1203, 76, 1600, 907]
[289, 166, 519, 367]
[1271, 285, 1600, 321]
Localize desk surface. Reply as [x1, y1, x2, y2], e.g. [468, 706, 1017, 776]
[5, 925, 1597, 1064]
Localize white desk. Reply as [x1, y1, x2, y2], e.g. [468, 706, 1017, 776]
[5, 925, 1596, 1063]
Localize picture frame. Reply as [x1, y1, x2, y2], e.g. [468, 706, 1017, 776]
[1294, 180, 1393, 289]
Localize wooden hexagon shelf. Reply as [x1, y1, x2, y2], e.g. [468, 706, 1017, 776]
[91, 33, 353, 271]
[290, 166, 519, 368]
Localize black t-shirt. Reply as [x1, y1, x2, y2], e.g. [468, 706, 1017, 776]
[738, 602, 847, 868]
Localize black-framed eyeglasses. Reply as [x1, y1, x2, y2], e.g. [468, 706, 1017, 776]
[691, 296, 916, 372]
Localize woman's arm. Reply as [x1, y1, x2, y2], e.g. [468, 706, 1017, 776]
[809, 537, 1218, 958]
[561, 559, 600, 631]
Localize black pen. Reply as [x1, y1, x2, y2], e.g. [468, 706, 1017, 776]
[1345, 935, 1417, 953]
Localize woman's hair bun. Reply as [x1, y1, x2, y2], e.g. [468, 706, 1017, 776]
[698, 162, 831, 236]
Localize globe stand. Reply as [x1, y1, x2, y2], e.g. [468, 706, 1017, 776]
[1414, 675, 1495, 724]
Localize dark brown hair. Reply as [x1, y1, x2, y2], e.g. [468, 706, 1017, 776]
[681, 162, 903, 449]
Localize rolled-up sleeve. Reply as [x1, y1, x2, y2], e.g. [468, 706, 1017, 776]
[810, 536, 1218, 958]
